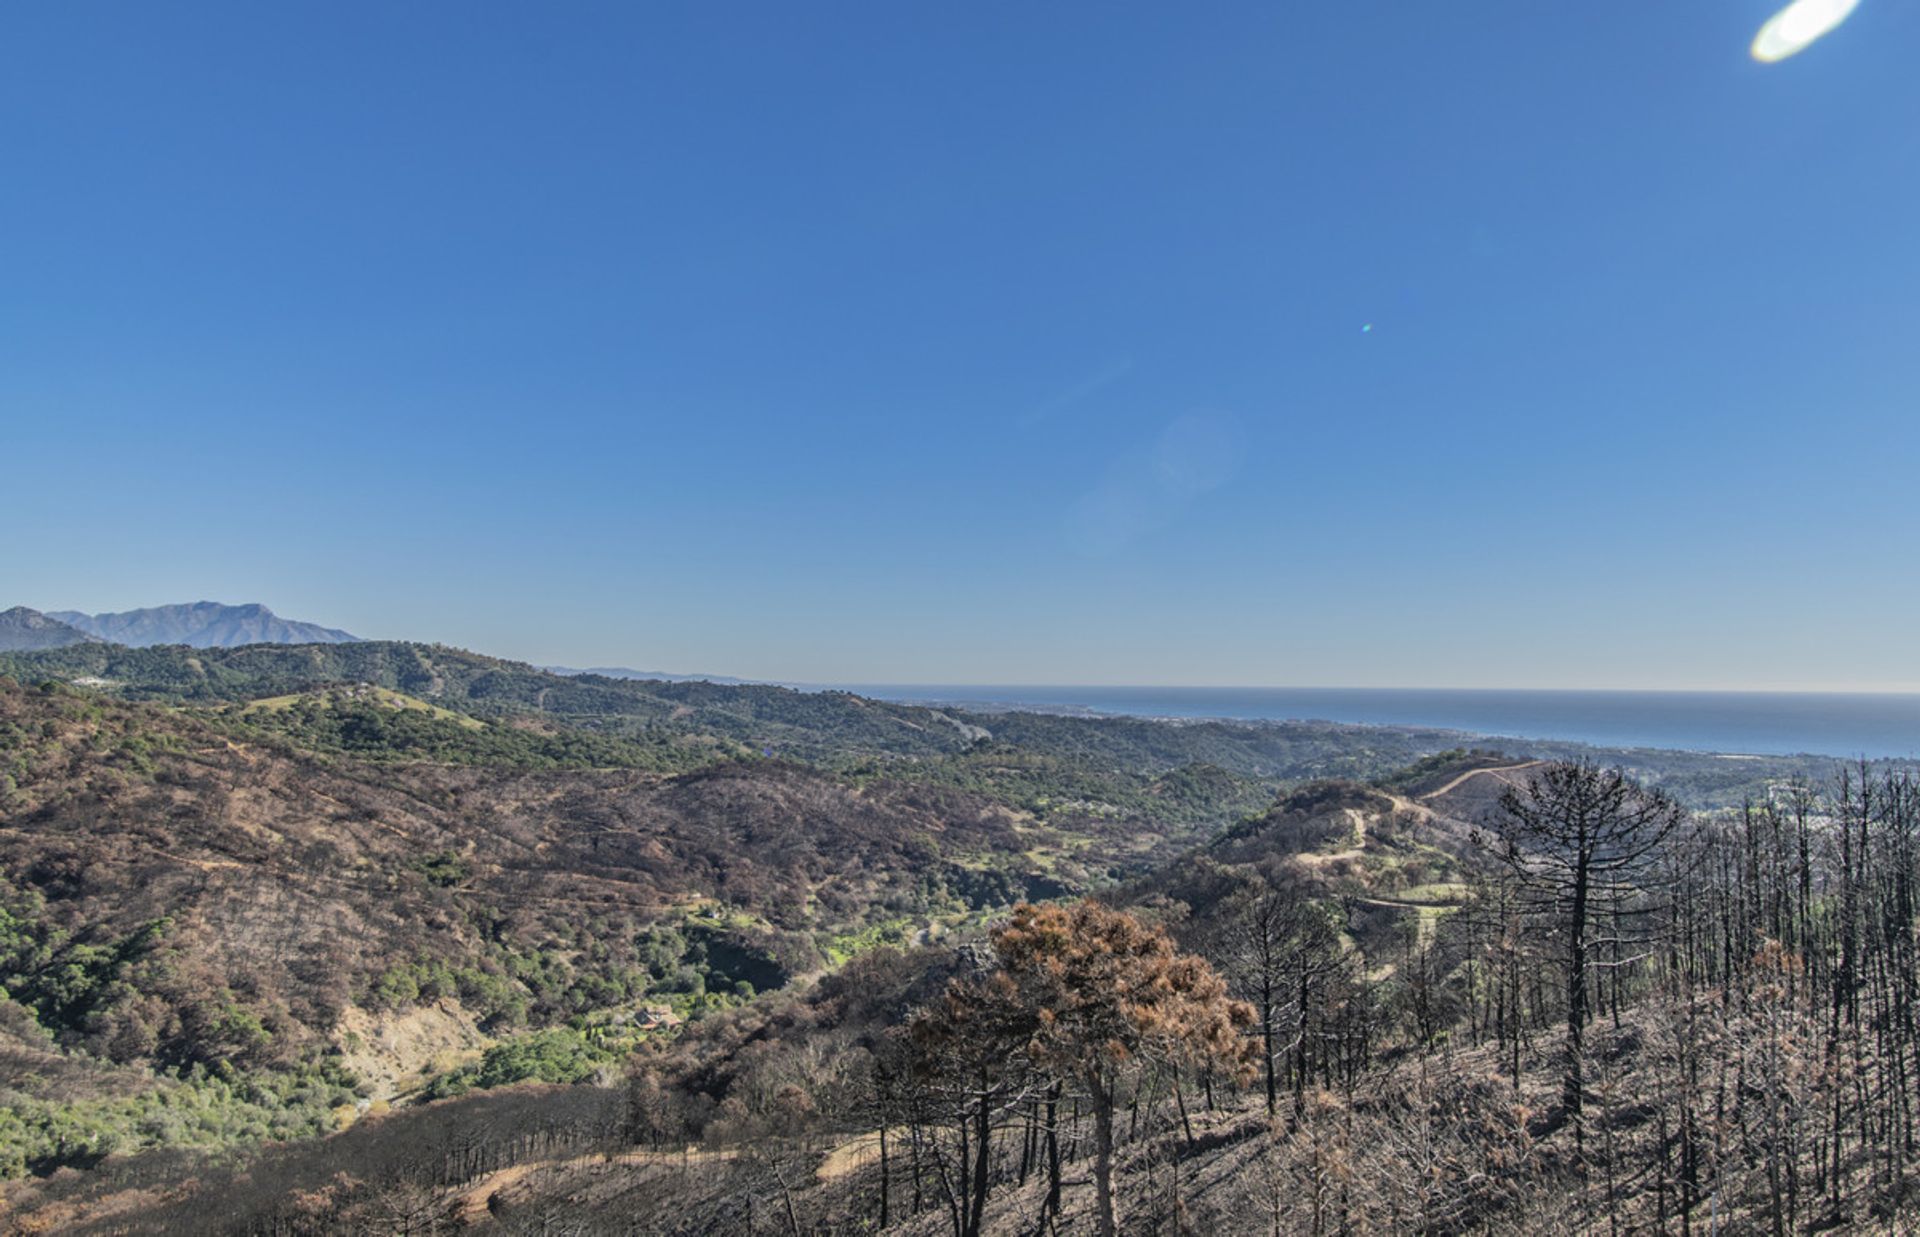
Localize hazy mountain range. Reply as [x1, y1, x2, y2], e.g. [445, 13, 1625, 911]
[0, 606, 98, 652]
[0, 602, 360, 651]
[4, 605, 726, 677]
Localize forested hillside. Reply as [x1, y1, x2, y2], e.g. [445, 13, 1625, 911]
[2, 640, 1448, 771]
[17, 755, 1919, 1234]
[0, 677, 1133, 1184]
[1, 641, 1881, 809]
[4, 648, 1918, 1233]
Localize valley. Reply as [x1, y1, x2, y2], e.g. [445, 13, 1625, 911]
[2, 637, 1915, 1232]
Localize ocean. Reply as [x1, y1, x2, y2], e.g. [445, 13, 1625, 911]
[840, 685, 1920, 760]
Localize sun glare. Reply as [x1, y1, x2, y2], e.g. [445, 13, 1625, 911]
[1751, 0, 1862, 62]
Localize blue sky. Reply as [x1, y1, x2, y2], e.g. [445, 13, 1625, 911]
[3, 2, 1916, 689]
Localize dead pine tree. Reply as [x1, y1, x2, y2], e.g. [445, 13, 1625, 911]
[1217, 872, 1343, 1120]
[1481, 760, 1686, 1151]
[905, 972, 1041, 1237]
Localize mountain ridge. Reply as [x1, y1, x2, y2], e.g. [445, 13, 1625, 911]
[47, 602, 360, 648]
[0, 607, 98, 652]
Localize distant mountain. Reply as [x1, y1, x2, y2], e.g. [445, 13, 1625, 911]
[49, 602, 361, 648]
[544, 664, 756, 685]
[0, 606, 98, 652]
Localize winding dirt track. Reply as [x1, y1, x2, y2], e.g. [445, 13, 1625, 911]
[1416, 760, 1542, 802]
[452, 1146, 745, 1222]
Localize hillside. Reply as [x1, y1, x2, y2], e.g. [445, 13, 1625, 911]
[20, 754, 1919, 1235]
[4, 640, 1916, 1227]
[47, 603, 360, 648]
[0, 676, 1106, 1003]
[1138, 763, 1519, 963]
[0, 641, 984, 758]
[6, 661, 1919, 1234]
[0, 641, 1473, 776]
[0, 689, 1550, 1212]
[0, 642, 1444, 836]
[546, 665, 755, 685]
[0, 678, 1141, 1177]
[2, 642, 1892, 814]
[0, 608, 96, 653]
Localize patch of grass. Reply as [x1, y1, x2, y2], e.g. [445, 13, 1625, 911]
[821, 918, 915, 967]
[238, 686, 486, 730]
[1394, 882, 1470, 904]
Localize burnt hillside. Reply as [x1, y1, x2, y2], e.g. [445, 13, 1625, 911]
[0, 682, 1084, 1079]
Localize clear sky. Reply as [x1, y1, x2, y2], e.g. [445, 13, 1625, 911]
[3, 3, 1916, 690]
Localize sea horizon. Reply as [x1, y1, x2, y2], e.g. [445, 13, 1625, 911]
[833, 684, 1920, 760]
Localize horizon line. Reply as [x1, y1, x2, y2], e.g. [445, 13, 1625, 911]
[666, 676, 1920, 699]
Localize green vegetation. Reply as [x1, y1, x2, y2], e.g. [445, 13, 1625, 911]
[420, 1027, 620, 1100]
[865, 745, 1279, 835]
[0, 642, 965, 762]
[5, 642, 1871, 812]
[0, 882, 276, 1073]
[217, 689, 718, 771]
[6, 641, 1918, 1224]
[821, 917, 916, 967]
[241, 685, 481, 727]
[408, 848, 470, 889]
[0, 1062, 359, 1179]
[1372, 747, 1508, 793]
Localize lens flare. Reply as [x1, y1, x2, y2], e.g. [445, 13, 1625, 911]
[1751, 0, 1862, 62]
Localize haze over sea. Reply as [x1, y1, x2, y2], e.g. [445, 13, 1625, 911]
[844, 686, 1920, 760]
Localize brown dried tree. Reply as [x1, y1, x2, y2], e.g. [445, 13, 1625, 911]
[988, 900, 1255, 1237]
